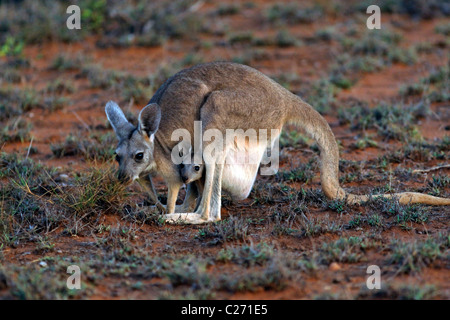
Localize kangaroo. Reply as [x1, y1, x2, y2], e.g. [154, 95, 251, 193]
[179, 158, 204, 212]
[105, 62, 450, 224]
[179, 160, 204, 186]
[178, 138, 278, 206]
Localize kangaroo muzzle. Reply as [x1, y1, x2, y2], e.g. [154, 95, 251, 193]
[117, 170, 131, 184]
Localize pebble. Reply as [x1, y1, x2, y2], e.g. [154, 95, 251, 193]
[329, 262, 341, 271]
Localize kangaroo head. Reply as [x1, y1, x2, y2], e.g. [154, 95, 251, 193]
[105, 101, 161, 184]
[177, 143, 204, 184]
[179, 162, 204, 184]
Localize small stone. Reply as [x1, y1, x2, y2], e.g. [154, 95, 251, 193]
[59, 174, 69, 182]
[329, 262, 341, 271]
[39, 261, 48, 268]
[332, 275, 344, 284]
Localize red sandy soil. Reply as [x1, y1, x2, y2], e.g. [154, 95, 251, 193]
[1, 1, 449, 300]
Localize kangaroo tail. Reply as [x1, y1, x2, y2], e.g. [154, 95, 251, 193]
[287, 96, 450, 206]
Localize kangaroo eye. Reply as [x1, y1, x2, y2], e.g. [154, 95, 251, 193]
[135, 152, 144, 161]
[194, 165, 200, 172]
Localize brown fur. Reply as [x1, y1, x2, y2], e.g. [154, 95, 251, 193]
[106, 62, 450, 224]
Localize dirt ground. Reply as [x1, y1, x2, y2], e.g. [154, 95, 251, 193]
[0, 0, 449, 300]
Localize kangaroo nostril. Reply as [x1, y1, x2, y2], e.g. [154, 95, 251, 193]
[182, 176, 188, 183]
[118, 172, 130, 183]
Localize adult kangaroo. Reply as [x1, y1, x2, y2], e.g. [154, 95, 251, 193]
[106, 62, 450, 224]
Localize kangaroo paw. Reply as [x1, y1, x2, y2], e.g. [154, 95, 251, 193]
[162, 213, 213, 225]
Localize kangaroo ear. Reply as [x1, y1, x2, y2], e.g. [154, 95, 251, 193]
[138, 103, 161, 138]
[105, 101, 134, 140]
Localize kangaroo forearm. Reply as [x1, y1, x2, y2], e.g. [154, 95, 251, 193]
[139, 175, 162, 206]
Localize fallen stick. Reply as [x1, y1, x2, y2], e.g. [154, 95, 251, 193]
[412, 164, 450, 174]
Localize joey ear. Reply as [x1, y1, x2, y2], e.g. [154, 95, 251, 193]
[105, 101, 134, 140]
[138, 103, 161, 138]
